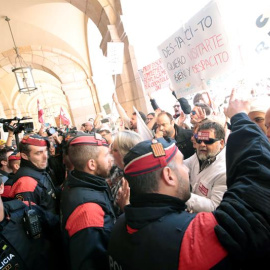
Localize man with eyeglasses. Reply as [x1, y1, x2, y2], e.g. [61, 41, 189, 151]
[184, 121, 226, 213]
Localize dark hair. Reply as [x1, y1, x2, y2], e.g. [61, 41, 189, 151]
[194, 102, 212, 116]
[147, 112, 155, 117]
[0, 149, 8, 168]
[193, 93, 204, 105]
[19, 142, 31, 156]
[124, 168, 162, 196]
[198, 121, 225, 140]
[157, 111, 173, 121]
[132, 111, 147, 123]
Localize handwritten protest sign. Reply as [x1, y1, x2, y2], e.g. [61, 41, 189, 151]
[158, 1, 232, 97]
[107, 42, 124, 75]
[140, 58, 170, 92]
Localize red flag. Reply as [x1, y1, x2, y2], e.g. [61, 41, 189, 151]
[59, 107, 70, 126]
[37, 99, 44, 124]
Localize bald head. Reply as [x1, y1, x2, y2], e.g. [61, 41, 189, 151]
[265, 108, 270, 142]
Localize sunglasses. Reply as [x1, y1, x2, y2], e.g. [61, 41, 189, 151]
[194, 134, 220, 145]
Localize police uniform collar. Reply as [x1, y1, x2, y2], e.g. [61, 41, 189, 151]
[69, 170, 108, 190]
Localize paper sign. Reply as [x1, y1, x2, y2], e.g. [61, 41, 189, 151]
[158, 1, 232, 97]
[107, 42, 124, 75]
[141, 58, 170, 92]
[198, 131, 210, 140]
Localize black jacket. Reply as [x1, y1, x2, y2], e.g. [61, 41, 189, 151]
[9, 160, 58, 214]
[60, 170, 116, 270]
[0, 199, 60, 270]
[173, 124, 195, 159]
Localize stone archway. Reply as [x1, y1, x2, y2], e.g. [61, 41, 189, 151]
[70, 0, 148, 116]
[0, 44, 100, 127]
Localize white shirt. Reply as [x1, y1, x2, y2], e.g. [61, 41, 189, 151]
[184, 147, 227, 212]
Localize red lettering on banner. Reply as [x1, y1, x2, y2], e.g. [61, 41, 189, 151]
[143, 59, 169, 91]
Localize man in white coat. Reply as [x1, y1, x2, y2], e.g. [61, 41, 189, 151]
[184, 121, 226, 212]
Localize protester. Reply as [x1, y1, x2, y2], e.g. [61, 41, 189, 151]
[184, 121, 226, 212]
[112, 92, 147, 132]
[248, 97, 269, 134]
[156, 111, 194, 159]
[84, 120, 95, 133]
[108, 89, 270, 269]
[98, 125, 114, 145]
[109, 130, 142, 215]
[265, 107, 270, 141]
[60, 133, 115, 270]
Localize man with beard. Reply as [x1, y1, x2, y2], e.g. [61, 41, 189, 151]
[8, 134, 58, 214]
[156, 111, 194, 159]
[108, 89, 270, 269]
[184, 121, 226, 213]
[60, 133, 116, 270]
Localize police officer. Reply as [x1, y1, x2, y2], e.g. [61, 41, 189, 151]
[8, 134, 58, 213]
[0, 177, 61, 270]
[61, 133, 116, 270]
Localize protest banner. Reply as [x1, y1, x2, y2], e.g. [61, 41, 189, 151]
[140, 58, 170, 93]
[158, 1, 232, 97]
[107, 42, 124, 75]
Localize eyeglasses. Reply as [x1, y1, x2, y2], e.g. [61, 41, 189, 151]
[191, 111, 196, 115]
[194, 134, 220, 145]
[147, 118, 154, 121]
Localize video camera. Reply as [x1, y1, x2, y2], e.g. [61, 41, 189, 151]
[0, 117, 34, 134]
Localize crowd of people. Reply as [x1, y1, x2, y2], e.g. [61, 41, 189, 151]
[0, 87, 269, 270]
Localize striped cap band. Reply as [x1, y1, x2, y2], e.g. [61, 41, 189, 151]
[124, 138, 178, 177]
[69, 134, 108, 147]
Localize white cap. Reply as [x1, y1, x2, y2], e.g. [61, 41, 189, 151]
[250, 97, 270, 113]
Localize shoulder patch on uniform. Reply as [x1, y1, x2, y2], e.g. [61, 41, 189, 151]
[179, 212, 227, 269]
[9, 177, 38, 198]
[65, 202, 105, 237]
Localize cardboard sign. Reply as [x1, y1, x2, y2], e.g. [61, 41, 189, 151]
[107, 42, 124, 75]
[141, 58, 170, 92]
[158, 1, 232, 97]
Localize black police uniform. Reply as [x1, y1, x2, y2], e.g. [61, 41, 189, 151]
[0, 199, 60, 270]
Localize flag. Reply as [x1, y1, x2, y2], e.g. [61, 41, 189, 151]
[133, 106, 153, 141]
[59, 107, 70, 126]
[37, 99, 44, 124]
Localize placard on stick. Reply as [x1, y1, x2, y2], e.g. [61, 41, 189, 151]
[107, 42, 124, 75]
